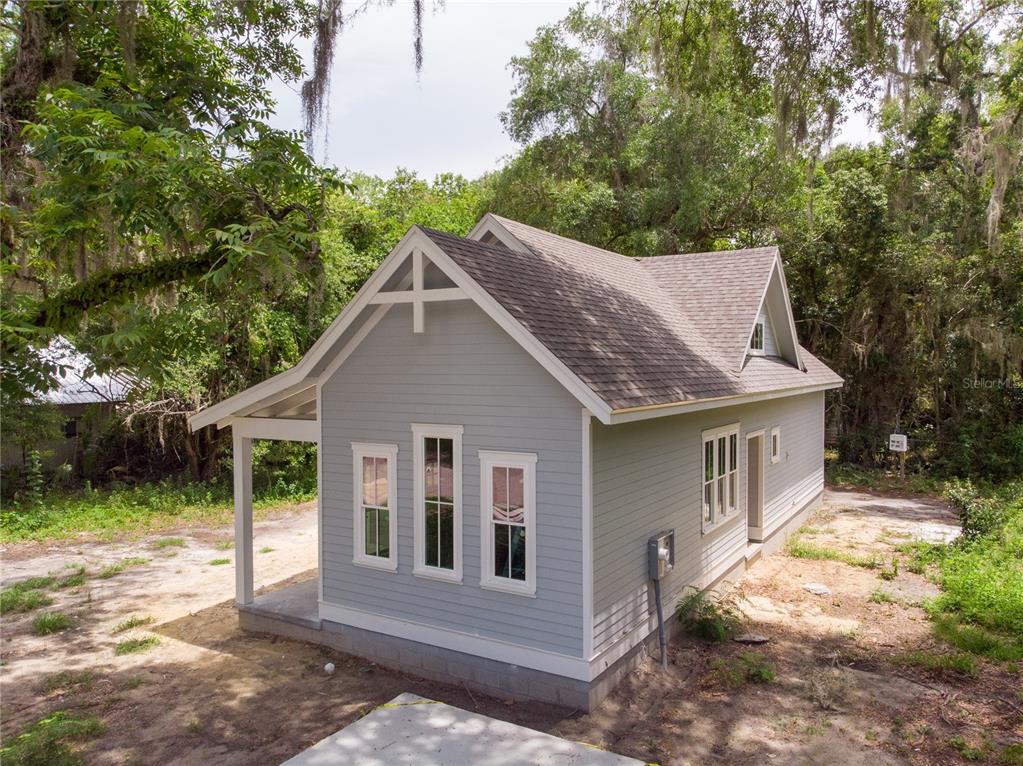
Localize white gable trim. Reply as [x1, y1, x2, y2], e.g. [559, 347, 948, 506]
[466, 213, 532, 253]
[737, 255, 804, 373]
[190, 225, 615, 431]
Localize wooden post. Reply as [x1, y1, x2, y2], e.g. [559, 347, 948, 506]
[233, 434, 254, 606]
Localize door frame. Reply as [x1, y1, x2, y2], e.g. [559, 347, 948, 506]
[745, 430, 765, 542]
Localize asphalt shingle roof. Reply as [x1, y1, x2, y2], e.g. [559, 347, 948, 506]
[421, 218, 842, 412]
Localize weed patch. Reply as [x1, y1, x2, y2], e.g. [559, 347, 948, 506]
[56, 566, 86, 589]
[32, 612, 72, 635]
[786, 536, 880, 568]
[676, 588, 743, 642]
[114, 636, 159, 655]
[710, 652, 775, 686]
[152, 537, 186, 549]
[208, 558, 230, 566]
[805, 668, 850, 711]
[893, 649, 978, 676]
[98, 558, 150, 579]
[112, 615, 155, 634]
[259, 546, 273, 553]
[0, 584, 53, 614]
[869, 589, 895, 604]
[43, 670, 96, 694]
[0, 710, 104, 766]
[214, 540, 233, 550]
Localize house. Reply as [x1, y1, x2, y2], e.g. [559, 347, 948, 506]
[2, 336, 132, 472]
[188, 215, 843, 710]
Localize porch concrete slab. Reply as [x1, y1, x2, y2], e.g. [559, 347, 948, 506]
[281, 693, 642, 766]
[240, 577, 320, 629]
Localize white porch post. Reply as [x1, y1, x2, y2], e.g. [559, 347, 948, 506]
[233, 434, 254, 606]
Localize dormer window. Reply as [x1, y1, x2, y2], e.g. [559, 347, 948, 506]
[750, 321, 765, 354]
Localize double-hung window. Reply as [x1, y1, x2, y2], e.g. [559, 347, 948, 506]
[412, 424, 463, 582]
[352, 443, 398, 571]
[479, 451, 536, 596]
[702, 423, 739, 531]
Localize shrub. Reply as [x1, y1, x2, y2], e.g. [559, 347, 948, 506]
[946, 479, 1007, 540]
[676, 588, 743, 642]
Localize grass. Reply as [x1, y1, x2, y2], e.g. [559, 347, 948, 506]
[112, 615, 155, 634]
[56, 566, 87, 589]
[869, 589, 895, 604]
[97, 557, 150, 579]
[214, 539, 233, 550]
[114, 636, 159, 656]
[1, 583, 54, 614]
[0, 474, 315, 543]
[892, 649, 978, 676]
[0, 710, 104, 766]
[786, 535, 880, 569]
[929, 479, 1023, 661]
[43, 670, 96, 694]
[32, 612, 72, 635]
[825, 459, 946, 496]
[259, 546, 274, 553]
[152, 536, 186, 549]
[675, 588, 743, 642]
[710, 652, 776, 686]
[947, 735, 987, 761]
[208, 558, 230, 566]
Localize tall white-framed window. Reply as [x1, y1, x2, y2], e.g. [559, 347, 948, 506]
[771, 426, 781, 464]
[750, 321, 765, 354]
[412, 423, 463, 582]
[351, 442, 399, 571]
[702, 423, 740, 532]
[479, 451, 537, 597]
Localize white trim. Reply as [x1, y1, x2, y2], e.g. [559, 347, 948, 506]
[233, 434, 253, 606]
[773, 254, 805, 370]
[368, 287, 467, 304]
[412, 250, 424, 333]
[352, 442, 400, 571]
[412, 423, 464, 583]
[466, 213, 532, 253]
[231, 417, 319, 442]
[581, 408, 594, 660]
[607, 381, 841, 424]
[770, 426, 782, 464]
[478, 450, 537, 597]
[737, 256, 804, 372]
[701, 422, 740, 534]
[745, 429, 765, 542]
[749, 319, 766, 356]
[318, 600, 589, 680]
[316, 386, 324, 602]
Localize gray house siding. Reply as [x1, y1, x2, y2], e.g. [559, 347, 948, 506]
[591, 391, 824, 654]
[320, 300, 585, 657]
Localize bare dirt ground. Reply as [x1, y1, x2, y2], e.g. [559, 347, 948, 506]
[2, 489, 1021, 765]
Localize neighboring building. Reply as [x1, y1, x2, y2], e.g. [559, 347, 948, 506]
[2, 337, 132, 471]
[189, 215, 843, 710]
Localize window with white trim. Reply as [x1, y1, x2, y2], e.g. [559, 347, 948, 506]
[750, 321, 765, 354]
[352, 443, 398, 570]
[702, 423, 740, 531]
[412, 424, 463, 582]
[771, 426, 781, 464]
[479, 451, 536, 596]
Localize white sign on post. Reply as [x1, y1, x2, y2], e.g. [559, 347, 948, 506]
[889, 434, 908, 452]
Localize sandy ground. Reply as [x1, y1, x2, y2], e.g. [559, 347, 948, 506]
[2, 490, 1020, 765]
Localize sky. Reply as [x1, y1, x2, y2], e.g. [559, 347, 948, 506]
[268, 0, 879, 180]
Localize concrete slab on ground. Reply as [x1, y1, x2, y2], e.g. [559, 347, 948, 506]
[281, 693, 642, 766]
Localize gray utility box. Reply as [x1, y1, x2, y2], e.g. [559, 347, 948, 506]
[648, 530, 675, 581]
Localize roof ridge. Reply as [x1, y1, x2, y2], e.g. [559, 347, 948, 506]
[642, 245, 779, 262]
[488, 215, 637, 262]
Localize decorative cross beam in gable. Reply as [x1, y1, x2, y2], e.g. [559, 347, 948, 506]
[367, 250, 469, 333]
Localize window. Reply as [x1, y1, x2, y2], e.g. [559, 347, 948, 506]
[352, 443, 398, 570]
[750, 321, 765, 354]
[771, 426, 781, 464]
[702, 423, 740, 531]
[412, 424, 463, 582]
[479, 451, 536, 596]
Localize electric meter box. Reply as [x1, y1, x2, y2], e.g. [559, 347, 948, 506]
[648, 530, 675, 581]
